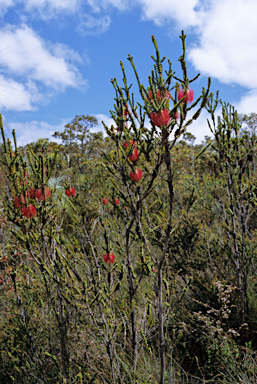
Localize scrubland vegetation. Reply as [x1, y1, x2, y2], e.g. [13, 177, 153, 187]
[1, 33, 257, 383]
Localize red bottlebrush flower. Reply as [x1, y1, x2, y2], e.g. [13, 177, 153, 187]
[152, 267, 157, 273]
[13, 195, 20, 208]
[44, 187, 52, 199]
[103, 252, 116, 264]
[148, 89, 171, 102]
[65, 187, 76, 197]
[35, 189, 43, 200]
[129, 168, 143, 182]
[115, 197, 119, 205]
[102, 198, 108, 205]
[124, 140, 136, 150]
[151, 108, 171, 127]
[29, 188, 35, 198]
[22, 204, 37, 218]
[178, 86, 194, 104]
[35, 187, 51, 201]
[129, 148, 139, 162]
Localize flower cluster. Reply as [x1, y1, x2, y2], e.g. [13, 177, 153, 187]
[65, 187, 76, 197]
[123, 140, 139, 163]
[29, 186, 52, 201]
[13, 185, 51, 218]
[129, 168, 143, 182]
[21, 204, 37, 218]
[150, 109, 171, 128]
[103, 252, 116, 264]
[147, 89, 171, 103]
[178, 86, 194, 104]
[102, 198, 119, 206]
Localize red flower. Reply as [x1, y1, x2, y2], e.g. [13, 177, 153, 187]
[129, 148, 139, 162]
[21, 204, 37, 218]
[102, 198, 108, 205]
[103, 252, 116, 264]
[13, 195, 20, 208]
[148, 89, 171, 102]
[29, 188, 36, 198]
[123, 140, 137, 150]
[178, 86, 194, 104]
[129, 168, 143, 182]
[65, 187, 76, 197]
[35, 187, 51, 201]
[115, 197, 119, 205]
[150, 109, 170, 127]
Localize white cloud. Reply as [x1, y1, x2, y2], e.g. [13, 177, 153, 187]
[0, 0, 15, 16]
[95, 113, 116, 135]
[0, 24, 87, 111]
[0, 24, 86, 91]
[24, 0, 80, 16]
[86, 0, 129, 12]
[0, 0, 81, 19]
[234, 90, 257, 115]
[77, 14, 111, 35]
[187, 0, 257, 89]
[2, 115, 114, 147]
[7, 119, 69, 147]
[0, 75, 40, 111]
[136, 0, 205, 27]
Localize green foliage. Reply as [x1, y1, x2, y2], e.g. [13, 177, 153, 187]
[1, 34, 257, 384]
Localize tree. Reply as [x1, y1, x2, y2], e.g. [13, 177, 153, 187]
[53, 114, 98, 154]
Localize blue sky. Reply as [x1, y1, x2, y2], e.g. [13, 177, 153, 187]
[1, 0, 257, 146]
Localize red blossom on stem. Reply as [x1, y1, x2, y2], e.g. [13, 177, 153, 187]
[35, 187, 51, 201]
[102, 198, 108, 205]
[13, 195, 20, 208]
[129, 148, 139, 162]
[103, 252, 116, 264]
[129, 168, 143, 182]
[147, 89, 171, 102]
[123, 140, 137, 149]
[65, 187, 76, 197]
[178, 86, 194, 104]
[21, 204, 37, 218]
[115, 197, 119, 205]
[29, 188, 36, 198]
[150, 109, 171, 127]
